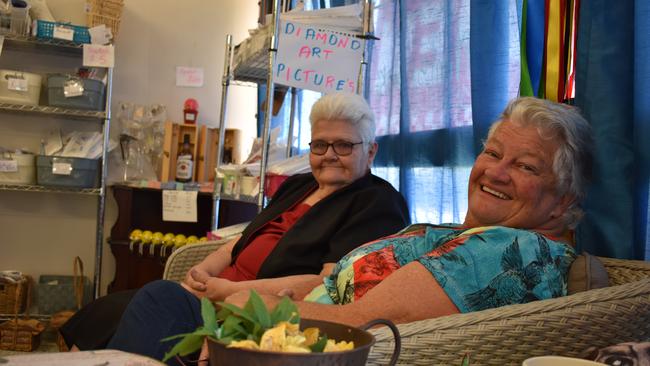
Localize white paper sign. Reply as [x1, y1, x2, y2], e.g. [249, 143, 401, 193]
[162, 190, 198, 222]
[176, 67, 204, 87]
[7, 77, 28, 92]
[275, 21, 365, 94]
[53, 26, 74, 41]
[52, 162, 73, 175]
[0, 160, 18, 172]
[83, 44, 115, 68]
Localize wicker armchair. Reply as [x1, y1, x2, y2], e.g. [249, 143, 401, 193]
[163, 246, 650, 365]
[163, 240, 232, 282]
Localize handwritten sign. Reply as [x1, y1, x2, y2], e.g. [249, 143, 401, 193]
[275, 21, 364, 94]
[162, 190, 198, 222]
[83, 44, 115, 68]
[176, 67, 204, 87]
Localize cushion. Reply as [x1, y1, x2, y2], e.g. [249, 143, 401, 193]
[567, 252, 610, 295]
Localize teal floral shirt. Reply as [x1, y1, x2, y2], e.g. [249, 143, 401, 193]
[304, 225, 576, 313]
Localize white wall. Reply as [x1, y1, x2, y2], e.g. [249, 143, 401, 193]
[0, 0, 259, 296]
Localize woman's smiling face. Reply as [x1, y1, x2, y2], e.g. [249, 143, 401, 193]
[464, 119, 572, 232]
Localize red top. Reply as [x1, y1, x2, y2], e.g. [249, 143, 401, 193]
[218, 203, 312, 281]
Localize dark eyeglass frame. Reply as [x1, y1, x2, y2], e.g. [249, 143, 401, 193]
[309, 140, 364, 156]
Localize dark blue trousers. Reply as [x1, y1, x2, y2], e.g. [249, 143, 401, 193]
[106, 280, 203, 366]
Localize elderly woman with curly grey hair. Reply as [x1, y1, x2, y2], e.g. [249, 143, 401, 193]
[226, 96, 595, 326]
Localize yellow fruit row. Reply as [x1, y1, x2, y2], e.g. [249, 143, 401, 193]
[128, 229, 207, 249]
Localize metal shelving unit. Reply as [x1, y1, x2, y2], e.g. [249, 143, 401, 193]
[0, 34, 114, 300]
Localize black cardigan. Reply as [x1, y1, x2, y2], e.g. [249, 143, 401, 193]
[230, 172, 410, 278]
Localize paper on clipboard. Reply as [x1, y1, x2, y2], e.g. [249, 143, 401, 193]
[162, 190, 198, 222]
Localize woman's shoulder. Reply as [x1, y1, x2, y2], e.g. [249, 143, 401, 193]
[452, 226, 575, 254]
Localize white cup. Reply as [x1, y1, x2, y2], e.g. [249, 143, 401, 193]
[522, 356, 605, 366]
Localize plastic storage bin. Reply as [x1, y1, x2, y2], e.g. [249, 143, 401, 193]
[0, 153, 36, 185]
[0, 70, 42, 106]
[36, 275, 92, 314]
[36, 156, 99, 188]
[46, 75, 106, 111]
[33, 20, 90, 44]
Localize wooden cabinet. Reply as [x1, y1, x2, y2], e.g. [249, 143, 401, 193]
[107, 185, 257, 293]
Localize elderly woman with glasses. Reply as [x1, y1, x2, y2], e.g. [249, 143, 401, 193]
[60, 92, 409, 363]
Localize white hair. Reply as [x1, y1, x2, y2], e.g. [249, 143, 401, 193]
[309, 92, 376, 146]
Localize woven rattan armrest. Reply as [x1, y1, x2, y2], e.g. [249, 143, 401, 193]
[163, 240, 230, 282]
[367, 257, 650, 366]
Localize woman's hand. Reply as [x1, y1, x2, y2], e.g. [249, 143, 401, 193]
[225, 290, 282, 309]
[202, 277, 238, 301]
[183, 267, 211, 293]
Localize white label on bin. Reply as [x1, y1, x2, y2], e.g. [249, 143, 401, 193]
[0, 160, 18, 172]
[53, 26, 74, 41]
[64, 81, 84, 97]
[52, 162, 73, 175]
[7, 77, 28, 92]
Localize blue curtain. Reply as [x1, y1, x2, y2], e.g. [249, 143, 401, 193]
[368, 0, 520, 224]
[574, 0, 650, 259]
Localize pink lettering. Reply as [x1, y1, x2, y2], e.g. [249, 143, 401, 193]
[298, 46, 311, 58]
[325, 76, 335, 88]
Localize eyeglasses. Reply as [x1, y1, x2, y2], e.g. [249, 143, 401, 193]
[309, 140, 364, 156]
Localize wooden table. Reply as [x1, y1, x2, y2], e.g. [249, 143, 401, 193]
[0, 349, 166, 365]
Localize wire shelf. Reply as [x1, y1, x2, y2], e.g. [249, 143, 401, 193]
[0, 313, 52, 322]
[0, 103, 106, 120]
[1, 32, 85, 55]
[218, 193, 258, 204]
[0, 184, 101, 195]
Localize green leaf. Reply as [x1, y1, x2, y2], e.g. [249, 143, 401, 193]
[461, 353, 471, 366]
[200, 297, 218, 333]
[245, 291, 272, 328]
[162, 333, 204, 362]
[309, 335, 328, 353]
[217, 302, 257, 324]
[220, 315, 248, 339]
[270, 296, 300, 325]
[160, 331, 195, 342]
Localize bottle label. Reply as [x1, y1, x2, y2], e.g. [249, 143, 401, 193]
[176, 155, 193, 180]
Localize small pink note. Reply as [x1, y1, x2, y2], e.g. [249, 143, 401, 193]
[83, 44, 115, 68]
[176, 66, 204, 87]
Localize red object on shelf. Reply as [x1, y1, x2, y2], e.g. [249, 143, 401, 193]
[183, 98, 199, 124]
[264, 174, 289, 198]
